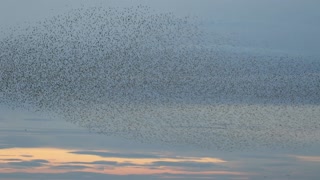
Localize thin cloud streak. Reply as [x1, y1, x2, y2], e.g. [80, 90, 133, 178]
[292, 155, 320, 162]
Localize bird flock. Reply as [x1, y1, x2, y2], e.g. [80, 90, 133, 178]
[0, 6, 319, 150]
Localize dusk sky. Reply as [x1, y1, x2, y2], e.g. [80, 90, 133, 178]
[1, 0, 320, 180]
[1, 105, 320, 180]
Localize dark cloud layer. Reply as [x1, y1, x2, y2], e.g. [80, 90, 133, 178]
[7, 159, 48, 168]
[0, 172, 161, 180]
[70, 150, 165, 159]
[151, 161, 218, 168]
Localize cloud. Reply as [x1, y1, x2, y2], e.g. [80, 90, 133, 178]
[52, 165, 90, 170]
[292, 155, 320, 162]
[90, 160, 119, 165]
[91, 161, 136, 167]
[159, 173, 243, 180]
[0, 158, 22, 161]
[151, 161, 219, 169]
[7, 159, 49, 168]
[21, 155, 33, 157]
[0, 172, 160, 180]
[70, 150, 164, 159]
[57, 159, 224, 170]
[66, 160, 141, 167]
[67, 160, 118, 166]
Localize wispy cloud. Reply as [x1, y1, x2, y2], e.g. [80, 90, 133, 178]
[7, 159, 49, 168]
[0, 147, 246, 179]
[292, 155, 320, 162]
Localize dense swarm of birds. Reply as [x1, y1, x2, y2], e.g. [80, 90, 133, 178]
[0, 6, 320, 150]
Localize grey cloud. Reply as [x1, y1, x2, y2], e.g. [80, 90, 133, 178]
[0, 172, 162, 180]
[67, 160, 222, 169]
[21, 155, 33, 157]
[159, 173, 243, 180]
[0, 158, 22, 161]
[70, 150, 163, 159]
[7, 159, 49, 168]
[2, 171, 319, 180]
[89, 161, 118, 166]
[52, 165, 90, 170]
[91, 161, 132, 166]
[68, 160, 117, 166]
[151, 161, 219, 169]
[67, 160, 141, 167]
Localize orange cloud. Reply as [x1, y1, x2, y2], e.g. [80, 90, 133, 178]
[0, 147, 248, 177]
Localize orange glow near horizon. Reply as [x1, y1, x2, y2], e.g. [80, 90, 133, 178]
[0, 147, 248, 177]
[292, 155, 320, 162]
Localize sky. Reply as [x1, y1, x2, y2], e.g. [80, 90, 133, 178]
[1, 0, 320, 179]
[1, 105, 320, 180]
[1, 0, 320, 55]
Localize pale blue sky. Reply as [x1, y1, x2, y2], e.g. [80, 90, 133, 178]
[1, 0, 320, 55]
